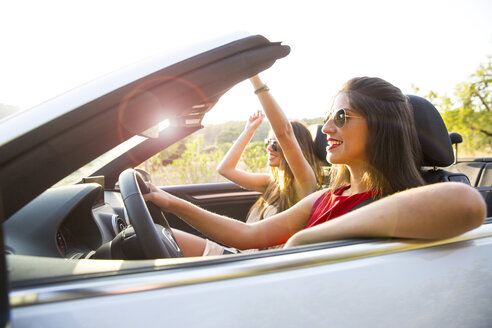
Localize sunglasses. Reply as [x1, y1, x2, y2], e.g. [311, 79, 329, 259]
[324, 108, 362, 128]
[264, 138, 280, 152]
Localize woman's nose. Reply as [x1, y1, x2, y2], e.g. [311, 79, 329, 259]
[322, 119, 336, 134]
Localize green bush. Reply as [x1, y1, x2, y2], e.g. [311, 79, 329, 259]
[141, 134, 271, 185]
[243, 141, 268, 173]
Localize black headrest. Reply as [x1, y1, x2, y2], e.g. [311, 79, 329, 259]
[408, 95, 454, 167]
[309, 124, 328, 164]
[449, 132, 463, 144]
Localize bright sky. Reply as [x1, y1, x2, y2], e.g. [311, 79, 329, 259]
[1, 0, 491, 124]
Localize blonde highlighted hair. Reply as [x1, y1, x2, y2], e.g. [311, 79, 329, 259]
[250, 121, 324, 220]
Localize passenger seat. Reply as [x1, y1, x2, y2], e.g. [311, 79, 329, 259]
[409, 95, 491, 217]
[408, 95, 471, 185]
[309, 124, 330, 187]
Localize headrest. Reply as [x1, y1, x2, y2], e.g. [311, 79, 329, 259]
[449, 132, 463, 144]
[309, 124, 328, 164]
[408, 95, 454, 167]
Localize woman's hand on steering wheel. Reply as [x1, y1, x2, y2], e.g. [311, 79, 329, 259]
[119, 169, 183, 259]
[143, 182, 173, 210]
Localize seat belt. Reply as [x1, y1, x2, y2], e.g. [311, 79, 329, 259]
[348, 195, 384, 213]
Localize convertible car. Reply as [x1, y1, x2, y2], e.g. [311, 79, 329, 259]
[1, 33, 491, 327]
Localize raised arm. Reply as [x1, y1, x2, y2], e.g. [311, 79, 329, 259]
[250, 75, 317, 198]
[217, 110, 271, 192]
[285, 182, 486, 247]
[143, 183, 320, 250]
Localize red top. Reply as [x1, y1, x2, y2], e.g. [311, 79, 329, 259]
[305, 186, 376, 228]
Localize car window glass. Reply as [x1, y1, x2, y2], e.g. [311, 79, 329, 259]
[54, 135, 148, 187]
[138, 130, 269, 186]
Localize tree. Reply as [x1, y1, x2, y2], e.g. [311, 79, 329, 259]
[416, 57, 492, 156]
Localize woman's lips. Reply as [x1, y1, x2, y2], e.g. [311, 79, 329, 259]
[327, 138, 343, 151]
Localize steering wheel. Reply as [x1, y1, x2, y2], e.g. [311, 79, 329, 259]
[118, 168, 183, 258]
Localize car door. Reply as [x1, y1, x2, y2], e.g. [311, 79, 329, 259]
[7, 223, 492, 328]
[162, 182, 260, 237]
[0, 227, 9, 328]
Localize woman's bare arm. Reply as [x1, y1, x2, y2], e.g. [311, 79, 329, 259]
[250, 75, 317, 198]
[143, 183, 321, 250]
[217, 110, 270, 192]
[285, 182, 486, 247]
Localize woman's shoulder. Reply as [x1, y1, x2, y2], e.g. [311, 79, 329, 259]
[333, 185, 351, 195]
[293, 189, 328, 207]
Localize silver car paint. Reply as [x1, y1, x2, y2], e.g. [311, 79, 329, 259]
[10, 224, 492, 328]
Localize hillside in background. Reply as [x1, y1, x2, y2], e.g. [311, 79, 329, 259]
[196, 117, 324, 147]
[140, 117, 325, 185]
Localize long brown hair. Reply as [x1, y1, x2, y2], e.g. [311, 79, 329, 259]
[329, 77, 425, 195]
[250, 121, 323, 220]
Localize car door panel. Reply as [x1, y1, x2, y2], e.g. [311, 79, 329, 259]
[9, 228, 492, 328]
[161, 182, 260, 237]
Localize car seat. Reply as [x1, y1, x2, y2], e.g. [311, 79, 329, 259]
[309, 124, 328, 166]
[309, 124, 330, 187]
[408, 95, 471, 185]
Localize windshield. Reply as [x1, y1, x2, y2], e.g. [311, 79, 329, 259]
[53, 119, 172, 187]
[53, 118, 173, 187]
[53, 135, 148, 187]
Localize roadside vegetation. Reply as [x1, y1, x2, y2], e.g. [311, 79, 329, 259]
[413, 56, 491, 157]
[140, 118, 322, 185]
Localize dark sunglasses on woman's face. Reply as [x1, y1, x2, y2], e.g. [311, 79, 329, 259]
[264, 138, 280, 152]
[324, 108, 362, 128]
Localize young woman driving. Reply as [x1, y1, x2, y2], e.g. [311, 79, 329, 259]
[144, 77, 486, 255]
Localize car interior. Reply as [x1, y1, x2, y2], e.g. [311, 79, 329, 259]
[408, 95, 492, 217]
[6, 92, 491, 279]
[2, 35, 491, 293]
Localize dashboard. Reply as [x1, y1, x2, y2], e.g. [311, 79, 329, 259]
[4, 183, 129, 259]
